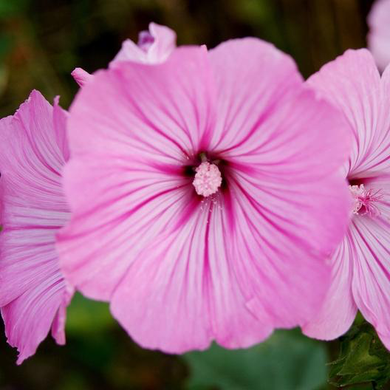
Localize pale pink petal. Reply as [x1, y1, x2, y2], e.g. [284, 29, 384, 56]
[59, 41, 351, 352]
[304, 49, 390, 346]
[110, 194, 275, 352]
[112, 22, 176, 65]
[146, 22, 176, 63]
[51, 283, 74, 344]
[368, 0, 390, 71]
[111, 203, 218, 353]
[308, 49, 390, 178]
[0, 90, 70, 363]
[302, 235, 357, 340]
[209, 39, 352, 260]
[58, 47, 215, 300]
[350, 215, 390, 349]
[53, 96, 70, 162]
[113, 168, 348, 350]
[111, 40, 144, 63]
[71, 67, 93, 87]
[1, 269, 66, 364]
[380, 65, 390, 171]
[72, 23, 176, 87]
[302, 178, 390, 344]
[207, 39, 301, 151]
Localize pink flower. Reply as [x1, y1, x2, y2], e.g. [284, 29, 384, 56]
[0, 90, 72, 364]
[57, 39, 351, 353]
[302, 49, 390, 349]
[72, 22, 176, 87]
[368, 0, 390, 71]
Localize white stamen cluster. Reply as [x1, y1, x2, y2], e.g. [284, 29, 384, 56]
[193, 162, 222, 197]
[349, 184, 382, 217]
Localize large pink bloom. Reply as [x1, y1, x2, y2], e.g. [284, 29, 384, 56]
[302, 49, 390, 349]
[0, 91, 71, 364]
[72, 22, 176, 87]
[368, 0, 390, 71]
[57, 39, 351, 353]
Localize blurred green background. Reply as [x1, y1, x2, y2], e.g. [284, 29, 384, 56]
[0, 0, 379, 389]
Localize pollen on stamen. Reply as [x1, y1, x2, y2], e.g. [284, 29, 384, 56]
[349, 184, 383, 217]
[193, 162, 222, 197]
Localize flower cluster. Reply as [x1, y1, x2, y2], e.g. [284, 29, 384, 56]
[1, 8, 390, 365]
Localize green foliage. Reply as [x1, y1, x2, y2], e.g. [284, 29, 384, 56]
[0, 0, 29, 18]
[66, 293, 114, 335]
[328, 321, 390, 389]
[184, 329, 327, 390]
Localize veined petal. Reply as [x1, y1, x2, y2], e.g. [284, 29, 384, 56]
[0, 90, 70, 363]
[351, 215, 390, 349]
[307, 49, 390, 178]
[302, 234, 357, 340]
[208, 40, 352, 329]
[306, 49, 390, 348]
[58, 48, 217, 301]
[208, 39, 352, 258]
[302, 176, 390, 344]
[110, 195, 274, 353]
[2, 269, 67, 364]
[59, 159, 194, 300]
[59, 41, 352, 351]
[67, 47, 215, 172]
[110, 202, 215, 352]
[226, 170, 350, 327]
[110, 169, 347, 352]
[208, 38, 302, 152]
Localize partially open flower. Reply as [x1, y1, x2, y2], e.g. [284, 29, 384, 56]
[71, 22, 176, 87]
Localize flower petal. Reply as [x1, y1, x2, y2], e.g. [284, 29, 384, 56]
[110, 202, 215, 352]
[207, 38, 302, 152]
[71, 67, 93, 87]
[59, 41, 352, 352]
[112, 22, 176, 65]
[302, 234, 357, 340]
[110, 169, 348, 352]
[110, 195, 274, 353]
[0, 90, 70, 363]
[1, 269, 67, 364]
[307, 49, 390, 178]
[351, 214, 390, 349]
[58, 47, 216, 300]
[368, 0, 390, 71]
[209, 38, 352, 261]
[302, 172, 390, 345]
[227, 171, 351, 328]
[72, 23, 176, 87]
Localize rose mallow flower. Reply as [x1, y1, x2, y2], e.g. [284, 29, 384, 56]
[368, 0, 390, 71]
[71, 22, 176, 87]
[302, 49, 390, 349]
[57, 39, 352, 352]
[0, 90, 72, 364]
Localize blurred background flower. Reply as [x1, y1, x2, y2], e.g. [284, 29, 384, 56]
[0, 0, 383, 389]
